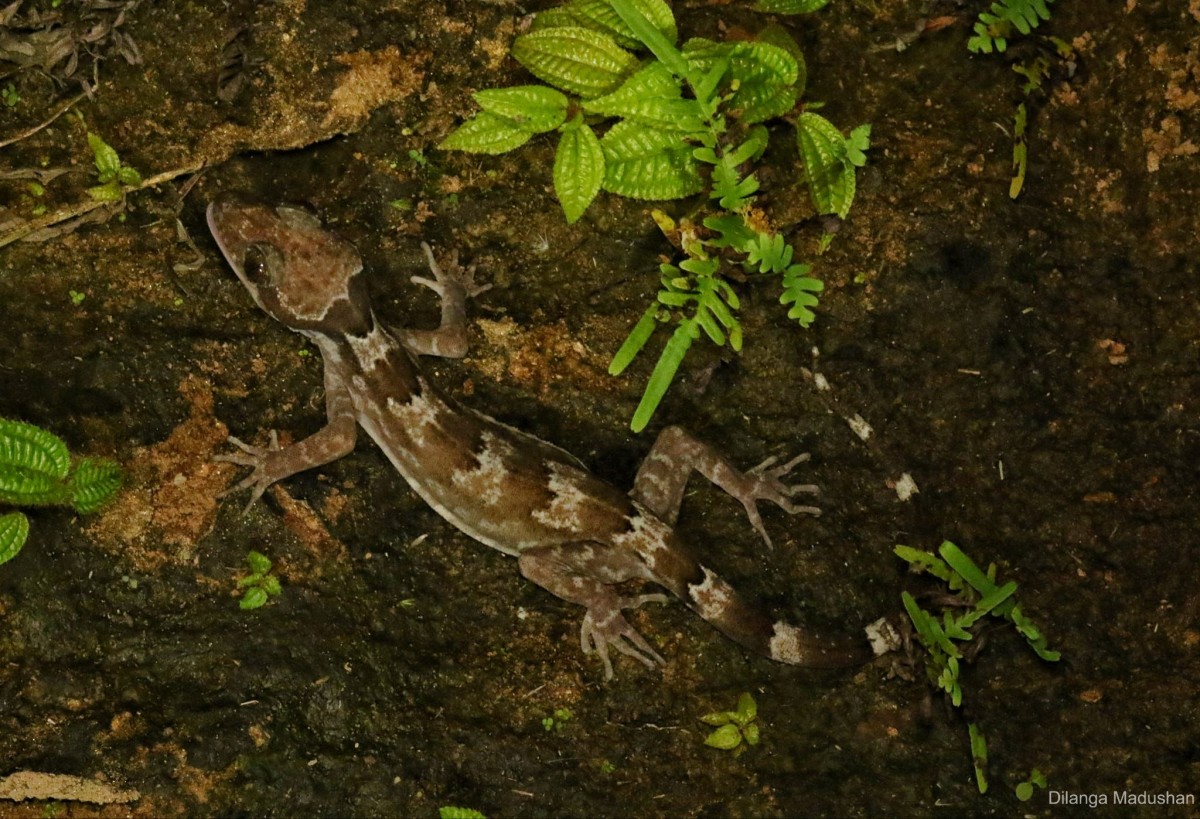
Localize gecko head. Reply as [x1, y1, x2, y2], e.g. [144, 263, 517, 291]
[207, 194, 372, 335]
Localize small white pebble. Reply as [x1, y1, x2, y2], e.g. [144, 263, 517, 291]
[893, 473, 919, 501]
[846, 413, 873, 441]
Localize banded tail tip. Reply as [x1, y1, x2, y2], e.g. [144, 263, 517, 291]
[768, 617, 900, 667]
[865, 615, 903, 657]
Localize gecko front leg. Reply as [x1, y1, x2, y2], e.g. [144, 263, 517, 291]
[631, 425, 820, 549]
[517, 542, 668, 680]
[218, 356, 357, 510]
[398, 242, 492, 358]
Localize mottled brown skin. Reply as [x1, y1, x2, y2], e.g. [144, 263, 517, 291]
[208, 195, 873, 679]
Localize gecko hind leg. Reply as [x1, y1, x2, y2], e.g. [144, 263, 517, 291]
[518, 542, 668, 680]
[630, 425, 820, 549]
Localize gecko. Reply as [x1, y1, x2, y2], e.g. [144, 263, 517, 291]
[207, 195, 876, 679]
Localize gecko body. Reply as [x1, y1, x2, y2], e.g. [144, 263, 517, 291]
[207, 195, 872, 678]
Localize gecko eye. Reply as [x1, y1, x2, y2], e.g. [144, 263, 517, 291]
[242, 244, 269, 281]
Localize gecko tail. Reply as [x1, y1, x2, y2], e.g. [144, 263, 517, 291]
[654, 545, 874, 667]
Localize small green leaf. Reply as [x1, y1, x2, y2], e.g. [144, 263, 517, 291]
[734, 692, 757, 723]
[246, 550, 272, 575]
[0, 511, 30, 566]
[845, 124, 872, 167]
[968, 723, 988, 794]
[87, 133, 122, 182]
[755, 0, 830, 13]
[439, 807, 487, 819]
[1016, 782, 1034, 801]
[630, 319, 698, 432]
[743, 723, 760, 745]
[260, 574, 282, 596]
[440, 111, 534, 155]
[87, 181, 124, 202]
[554, 115, 604, 223]
[117, 166, 142, 186]
[239, 586, 269, 610]
[609, 305, 661, 376]
[894, 544, 959, 585]
[1031, 769, 1047, 787]
[795, 112, 857, 218]
[511, 26, 638, 99]
[474, 86, 569, 133]
[973, 580, 1018, 616]
[938, 541, 996, 596]
[699, 711, 733, 726]
[704, 723, 744, 750]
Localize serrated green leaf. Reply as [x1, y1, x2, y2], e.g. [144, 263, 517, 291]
[728, 42, 799, 122]
[704, 723, 744, 750]
[554, 116, 604, 223]
[0, 418, 70, 478]
[261, 574, 282, 596]
[756, 0, 829, 12]
[69, 456, 122, 514]
[0, 511, 30, 566]
[565, 0, 677, 51]
[583, 62, 703, 130]
[530, 7, 579, 32]
[88, 132, 122, 181]
[601, 120, 702, 200]
[512, 26, 638, 99]
[0, 464, 70, 507]
[756, 24, 807, 97]
[608, 0, 688, 77]
[795, 112, 856, 218]
[474, 86, 569, 133]
[440, 111, 534, 155]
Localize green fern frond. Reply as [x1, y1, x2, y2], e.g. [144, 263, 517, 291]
[780, 263, 823, 327]
[968, 0, 1054, 54]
